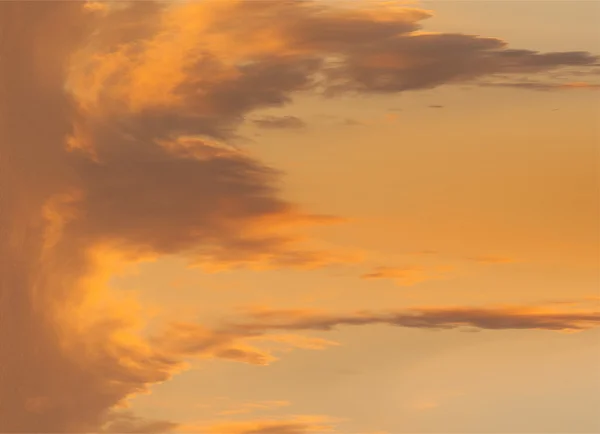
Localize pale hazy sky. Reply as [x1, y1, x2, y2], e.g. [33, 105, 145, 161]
[1, 1, 598, 433]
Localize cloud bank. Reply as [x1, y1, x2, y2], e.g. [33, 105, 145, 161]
[1, 1, 598, 432]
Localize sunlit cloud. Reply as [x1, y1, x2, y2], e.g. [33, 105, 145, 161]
[1, 0, 598, 431]
[181, 415, 339, 434]
[217, 400, 291, 417]
[480, 80, 600, 91]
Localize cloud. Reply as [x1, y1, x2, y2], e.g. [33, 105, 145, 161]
[0, 3, 336, 432]
[361, 265, 453, 286]
[83, 2, 109, 14]
[320, 35, 597, 94]
[101, 411, 337, 434]
[148, 323, 340, 368]
[233, 304, 600, 333]
[100, 411, 179, 433]
[361, 266, 427, 285]
[538, 296, 600, 308]
[252, 116, 307, 130]
[479, 80, 600, 91]
[2, 1, 598, 432]
[68, 1, 599, 125]
[250, 334, 340, 351]
[127, 301, 600, 379]
[184, 415, 338, 434]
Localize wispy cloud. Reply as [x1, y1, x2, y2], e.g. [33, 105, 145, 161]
[181, 415, 338, 434]
[102, 411, 339, 434]
[480, 80, 600, 91]
[101, 411, 179, 434]
[361, 265, 453, 286]
[252, 116, 307, 130]
[235, 304, 600, 333]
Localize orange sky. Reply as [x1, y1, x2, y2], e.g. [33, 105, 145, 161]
[0, 1, 598, 433]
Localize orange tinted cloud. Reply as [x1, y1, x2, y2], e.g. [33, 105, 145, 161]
[480, 80, 600, 90]
[183, 415, 338, 434]
[252, 115, 307, 130]
[100, 411, 178, 433]
[562, 81, 600, 88]
[132, 301, 600, 378]
[69, 1, 598, 123]
[361, 265, 454, 285]
[101, 411, 338, 434]
[2, 1, 599, 432]
[235, 304, 600, 332]
[150, 322, 340, 367]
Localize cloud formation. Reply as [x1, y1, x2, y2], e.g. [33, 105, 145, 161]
[101, 411, 337, 434]
[100, 411, 179, 434]
[148, 322, 340, 367]
[361, 265, 453, 286]
[185, 415, 337, 434]
[233, 305, 600, 333]
[480, 80, 600, 91]
[1, 0, 599, 432]
[252, 116, 307, 130]
[125, 302, 600, 385]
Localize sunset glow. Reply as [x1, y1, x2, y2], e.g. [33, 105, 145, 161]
[1, 1, 598, 433]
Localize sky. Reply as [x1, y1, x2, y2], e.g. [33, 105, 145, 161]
[0, 1, 599, 433]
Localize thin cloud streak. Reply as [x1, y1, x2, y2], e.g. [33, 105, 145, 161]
[252, 116, 307, 130]
[233, 305, 600, 333]
[479, 81, 600, 91]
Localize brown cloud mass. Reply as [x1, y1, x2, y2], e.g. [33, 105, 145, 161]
[1, 1, 598, 432]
